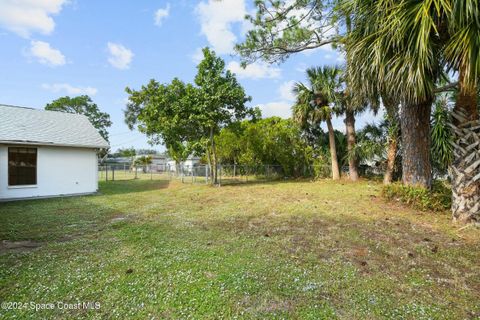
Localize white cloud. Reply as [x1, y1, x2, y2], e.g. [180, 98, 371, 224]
[257, 101, 292, 119]
[0, 0, 67, 38]
[154, 4, 170, 26]
[227, 61, 281, 80]
[278, 81, 296, 101]
[42, 83, 98, 96]
[28, 40, 65, 66]
[195, 0, 247, 54]
[107, 42, 133, 70]
[190, 47, 204, 64]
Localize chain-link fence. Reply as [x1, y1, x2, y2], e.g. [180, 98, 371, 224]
[98, 163, 335, 185]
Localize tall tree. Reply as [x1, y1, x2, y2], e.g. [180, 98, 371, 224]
[125, 78, 200, 166]
[235, 0, 337, 64]
[345, 0, 480, 221]
[194, 48, 254, 184]
[237, 0, 368, 182]
[45, 95, 112, 142]
[125, 48, 253, 185]
[293, 66, 343, 180]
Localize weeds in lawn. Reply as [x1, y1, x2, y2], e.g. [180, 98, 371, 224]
[0, 178, 478, 319]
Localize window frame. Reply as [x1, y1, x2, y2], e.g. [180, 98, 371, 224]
[8, 147, 38, 187]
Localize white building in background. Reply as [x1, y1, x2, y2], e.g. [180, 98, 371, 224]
[0, 104, 109, 200]
[166, 156, 202, 172]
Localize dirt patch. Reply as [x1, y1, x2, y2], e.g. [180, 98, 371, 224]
[0, 240, 42, 254]
[239, 295, 294, 315]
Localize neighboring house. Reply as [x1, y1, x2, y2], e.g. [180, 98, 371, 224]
[0, 104, 109, 200]
[150, 154, 167, 166]
[166, 156, 201, 172]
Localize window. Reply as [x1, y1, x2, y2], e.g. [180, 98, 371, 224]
[8, 147, 37, 186]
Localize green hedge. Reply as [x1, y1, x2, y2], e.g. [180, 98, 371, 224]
[382, 181, 451, 212]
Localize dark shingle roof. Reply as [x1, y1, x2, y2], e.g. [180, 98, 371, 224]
[0, 104, 109, 148]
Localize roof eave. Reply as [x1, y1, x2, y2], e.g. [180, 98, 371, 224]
[0, 140, 110, 149]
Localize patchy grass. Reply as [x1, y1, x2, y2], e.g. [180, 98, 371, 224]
[0, 178, 479, 319]
[382, 181, 452, 212]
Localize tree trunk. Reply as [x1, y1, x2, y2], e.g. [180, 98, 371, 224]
[383, 98, 399, 185]
[449, 66, 479, 223]
[383, 138, 398, 185]
[400, 99, 432, 188]
[454, 67, 478, 122]
[210, 127, 218, 185]
[345, 110, 359, 181]
[206, 145, 213, 182]
[326, 117, 340, 180]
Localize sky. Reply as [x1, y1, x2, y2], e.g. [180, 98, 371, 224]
[0, 0, 381, 153]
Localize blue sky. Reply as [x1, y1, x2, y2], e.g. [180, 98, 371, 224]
[0, 0, 380, 152]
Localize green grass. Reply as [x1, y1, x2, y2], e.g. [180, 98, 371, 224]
[0, 178, 479, 319]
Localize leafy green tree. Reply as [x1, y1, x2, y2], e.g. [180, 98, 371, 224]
[125, 48, 253, 184]
[215, 118, 310, 177]
[194, 48, 254, 184]
[134, 155, 153, 173]
[125, 78, 201, 165]
[235, 1, 337, 64]
[292, 66, 343, 180]
[215, 126, 242, 165]
[237, 1, 368, 181]
[117, 147, 136, 158]
[431, 96, 453, 176]
[45, 95, 112, 142]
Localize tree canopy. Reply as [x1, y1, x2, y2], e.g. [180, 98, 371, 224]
[235, 0, 338, 64]
[125, 48, 255, 183]
[45, 95, 112, 142]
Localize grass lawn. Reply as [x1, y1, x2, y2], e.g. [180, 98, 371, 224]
[0, 178, 479, 319]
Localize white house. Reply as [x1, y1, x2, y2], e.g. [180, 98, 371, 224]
[166, 156, 201, 172]
[0, 104, 109, 200]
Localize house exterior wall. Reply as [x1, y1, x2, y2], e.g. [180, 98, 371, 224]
[0, 145, 99, 200]
[166, 158, 201, 172]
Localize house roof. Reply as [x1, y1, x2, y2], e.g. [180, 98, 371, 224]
[0, 104, 109, 149]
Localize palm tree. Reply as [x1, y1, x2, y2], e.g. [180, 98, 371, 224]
[292, 66, 343, 180]
[344, 0, 480, 221]
[134, 155, 153, 173]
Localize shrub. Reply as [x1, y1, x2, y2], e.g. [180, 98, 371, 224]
[382, 181, 451, 212]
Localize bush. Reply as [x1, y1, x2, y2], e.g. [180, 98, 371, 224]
[382, 181, 451, 212]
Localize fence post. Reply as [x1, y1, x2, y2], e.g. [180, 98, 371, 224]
[206, 165, 209, 184]
[105, 165, 108, 181]
[219, 165, 222, 186]
[112, 166, 115, 181]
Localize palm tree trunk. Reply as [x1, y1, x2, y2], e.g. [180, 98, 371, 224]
[345, 110, 359, 181]
[450, 66, 480, 223]
[383, 99, 399, 185]
[383, 137, 398, 185]
[400, 99, 432, 189]
[326, 117, 340, 180]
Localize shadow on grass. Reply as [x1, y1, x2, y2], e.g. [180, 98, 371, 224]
[98, 178, 171, 196]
